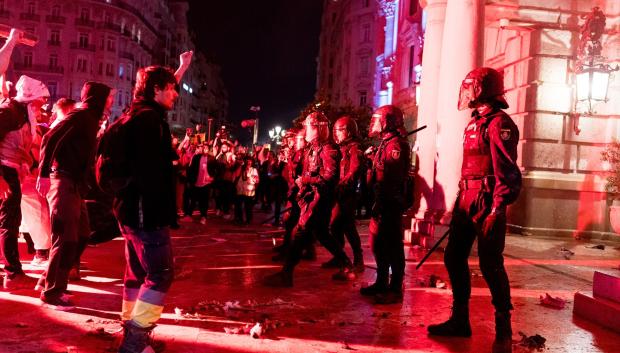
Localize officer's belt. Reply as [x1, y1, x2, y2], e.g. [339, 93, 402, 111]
[459, 177, 494, 190]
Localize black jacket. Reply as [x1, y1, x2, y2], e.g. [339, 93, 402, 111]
[187, 153, 217, 186]
[112, 99, 176, 230]
[39, 82, 111, 185]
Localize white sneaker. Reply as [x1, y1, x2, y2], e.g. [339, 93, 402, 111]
[200, 217, 207, 225]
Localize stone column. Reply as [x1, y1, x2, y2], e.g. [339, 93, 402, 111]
[412, 0, 447, 226]
[413, 0, 484, 240]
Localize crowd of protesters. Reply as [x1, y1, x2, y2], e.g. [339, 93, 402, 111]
[0, 28, 377, 353]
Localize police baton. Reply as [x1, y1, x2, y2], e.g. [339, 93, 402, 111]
[415, 228, 451, 270]
[405, 125, 427, 137]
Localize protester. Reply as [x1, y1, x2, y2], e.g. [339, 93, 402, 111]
[234, 156, 259, 224]
[37, 81, 114, 309]
[187, 143, 217, 224]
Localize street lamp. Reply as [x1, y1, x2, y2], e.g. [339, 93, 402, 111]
[268, 126, 286, 145]
[573, 7, 619, 117]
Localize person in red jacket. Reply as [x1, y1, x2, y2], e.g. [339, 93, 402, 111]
[427, 67, 521, 350]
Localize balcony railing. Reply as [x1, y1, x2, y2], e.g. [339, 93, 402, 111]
[98, 21, 122, 33]
[75, 18, 96, 27]
[45, 15, 66, 24]
[70, 42, 96, 52]
[119, 51, 134, 61]
[48, 40, 61, 46]
[19, 13, 41, 22]
[14, 63, 64, 74]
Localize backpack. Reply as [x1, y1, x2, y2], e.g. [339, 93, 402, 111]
[95, 114, 132, 195]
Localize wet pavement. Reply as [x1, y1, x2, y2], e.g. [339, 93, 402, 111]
[1, 209, 619, 353]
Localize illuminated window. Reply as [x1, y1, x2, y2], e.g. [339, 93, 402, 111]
[118, 64, 124, 78]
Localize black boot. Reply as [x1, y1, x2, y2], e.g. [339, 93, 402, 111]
[427, 303, 472, 337]
[353, 252, 365, 273]
[321, 257, 341, 269]
[493, 311, 512, 352]
[262, 271, 293, 288]
[360, 282, 389, 296]
[118, 321, 157, 353]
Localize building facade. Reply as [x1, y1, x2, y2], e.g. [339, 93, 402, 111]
[0, 0, 227, 130]
[317, 0, 378, 109]
[318, 0, 620, 238]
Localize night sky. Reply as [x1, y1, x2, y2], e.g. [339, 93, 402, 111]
[187, 0, 324, 143]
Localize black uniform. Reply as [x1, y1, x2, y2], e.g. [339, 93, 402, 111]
[445, 108, 521, 312]
[369, 132, 410, 292]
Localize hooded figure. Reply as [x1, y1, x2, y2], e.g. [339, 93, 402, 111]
[36, 81, 113, 310]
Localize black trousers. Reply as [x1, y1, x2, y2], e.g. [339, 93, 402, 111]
[234, 195, 254, 223]
[331, 190, 362, 258]
[186, 184, 212, 217]
[369, 203, 405, 291]
[283, 201, 349, 273]
[444, 188, 512, 312]
[0, 166, 22, 278]
[42, 175, 90, 300]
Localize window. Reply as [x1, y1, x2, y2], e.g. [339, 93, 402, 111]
[118, 64, 124, 78]
[104, 14, 112, 24]
[360, 56, 370, 75]
[98, 62, 103, 75]
[78, 33, 89, 48]
[362, 24, 371, 42]
[77, 57, 87, 73]
[137, 29, 141, 43]
[50, 30, 60, 44]
[0, 0, 5, 12]
[23, 52, 33, 68]
[26, 27, 35, 35]
[80, 8, 90, 21]
[127, 64, 132, 81]
[359, 91, 367, 106]
[51, 5, 60, 17]
[27, 2, 35, 15]
[107, 37, 116, 51]
[118, 90, 123, 107]
[362, 0, 369, 8]
[328, 74, 333, 89]
[106, 63, 114, 76]
[49, 54, 58, 68]
[47, 82, 57, 99]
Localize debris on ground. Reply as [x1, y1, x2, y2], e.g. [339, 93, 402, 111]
[539, 293, 567, 309]
[471, 271, 482, 277]
[586, 244, 605, 250]
[85, 327, 115, 340]
[558, 247, 575, 259]
[224, 319, 284, 338]
[416, 274, 447, 289]
[249, 322, 263, 338]
[516, 331, 546, 351]
[85, 318, 94, 323]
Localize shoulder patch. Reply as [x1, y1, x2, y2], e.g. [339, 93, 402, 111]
[500, 128, 511, 141]
[391, 149, 401, 160]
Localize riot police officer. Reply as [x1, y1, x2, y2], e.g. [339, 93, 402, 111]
[360, 105, 410, 304]
[263, 112, 352, 287]
[330, 116, 365, 280]
[427, 67, 521, 349]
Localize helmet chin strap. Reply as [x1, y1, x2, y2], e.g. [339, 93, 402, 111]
[475, 103, 494, 116]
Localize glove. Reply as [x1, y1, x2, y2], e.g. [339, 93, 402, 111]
[481, 208, 506, 238]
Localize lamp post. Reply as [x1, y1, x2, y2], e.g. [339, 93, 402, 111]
[250, 106, 260, 145]
[268, 126, 286, 145]
[573, 7, 618, 118]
